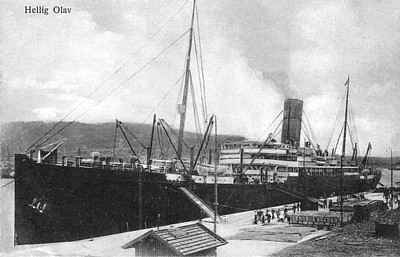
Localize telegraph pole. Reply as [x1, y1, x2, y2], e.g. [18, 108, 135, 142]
[340, 75, 350, 226]
[213, 116, 218, 233]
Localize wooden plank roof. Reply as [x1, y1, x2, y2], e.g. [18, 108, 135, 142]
[122, 223, 227, 256]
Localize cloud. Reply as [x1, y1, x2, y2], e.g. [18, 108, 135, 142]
[1, 0, 400, 156]
[284, 0, 400, 156]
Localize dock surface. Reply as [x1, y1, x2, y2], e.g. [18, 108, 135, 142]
[2, 193, 385, 257]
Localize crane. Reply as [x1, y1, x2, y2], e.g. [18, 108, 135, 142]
[361, 142, 372, 169]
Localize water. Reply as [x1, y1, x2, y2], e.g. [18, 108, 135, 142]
[379, 168, 400, 187]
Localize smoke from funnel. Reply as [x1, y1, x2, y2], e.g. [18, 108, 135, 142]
[263, 71, 297, 98]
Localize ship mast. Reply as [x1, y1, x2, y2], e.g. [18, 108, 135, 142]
[340, 75, 350, 226]
[391, 148, 393, 190]
[177, 0, 196, 159]
[213, 116, 218, 233]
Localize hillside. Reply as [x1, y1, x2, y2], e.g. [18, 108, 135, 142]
[0, 121, 398, 177]
[0, 121, 245, 161]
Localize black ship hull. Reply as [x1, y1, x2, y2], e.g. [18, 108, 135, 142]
[14, 154, 380, 244]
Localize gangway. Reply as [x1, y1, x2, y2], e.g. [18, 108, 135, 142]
[179, 187, 222, 223]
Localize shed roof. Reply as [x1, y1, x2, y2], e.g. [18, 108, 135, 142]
[122, 223, 227, 256]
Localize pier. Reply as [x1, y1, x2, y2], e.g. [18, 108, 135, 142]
[4, 191, 400, 256]
[1, 200, 337, 256]
[0, 179, 14, 252]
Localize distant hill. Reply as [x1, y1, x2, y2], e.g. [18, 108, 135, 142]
[0, 121, 245, 161]
[1, 121, 399, 178]
[367, 156, 400, 169]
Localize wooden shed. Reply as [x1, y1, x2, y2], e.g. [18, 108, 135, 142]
[122, 223, 227, 256]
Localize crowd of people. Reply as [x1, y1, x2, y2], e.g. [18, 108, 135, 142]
[384, 189, 399, 209]
[253, 203, 301, 225]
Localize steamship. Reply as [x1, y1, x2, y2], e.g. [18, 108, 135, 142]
[13, 0, 380, 245]
[218, 98, 380, 193]
[14, 98, 381, 244]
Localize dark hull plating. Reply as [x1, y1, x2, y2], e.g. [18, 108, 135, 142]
[14, 154, 380, 244]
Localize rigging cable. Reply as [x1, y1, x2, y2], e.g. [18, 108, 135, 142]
[256, 110, 283, 141]
[302, 120, 315, 146]
[162, 119, 190, 149]
[141, 72, 185, 124]
[333, 124, 344, 155]
[158, 119, 188, 172]
[89, 29, 190, 110]
[175, 51, 189, 125]
[121, 124, 147, 150]
[156, 122, 165, 158]
[35, 29, 191, 148]
[274, 128, 282, 140]
[200, 123, 213, 161]
[349, 104, 359, 144]
[271, 119, 283, 139]
[195, 4, 208, 123]
[189, 70, 203, 138]
[347, 122, 355, 149]
[193, 33, 207, 126]
[303, 111, 317, 144]
[301, 124, 315, 149]
[325, 94, 345, 151]
[25, 0, 189, 152]
[146, 0, 189, 42]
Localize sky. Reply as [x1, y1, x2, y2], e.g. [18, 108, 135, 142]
[1, 0, 400, 156]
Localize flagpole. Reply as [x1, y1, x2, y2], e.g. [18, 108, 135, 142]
[214, 115, 218, 233]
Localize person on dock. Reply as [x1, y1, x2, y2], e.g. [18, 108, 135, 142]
[384, 189, 390, 203]
[256, 209, 263, 223]
[266, 210, 271, 224]
[254, 211, 258, 224]
[292, 204, 296, 214]
[286, 212, 290, 223]
[278, 209, 284, 222]
[271, 209, 276, 219]
[284, 208, 288, 221]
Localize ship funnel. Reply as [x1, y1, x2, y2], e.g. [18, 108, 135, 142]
[281, 98, 303, 146]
